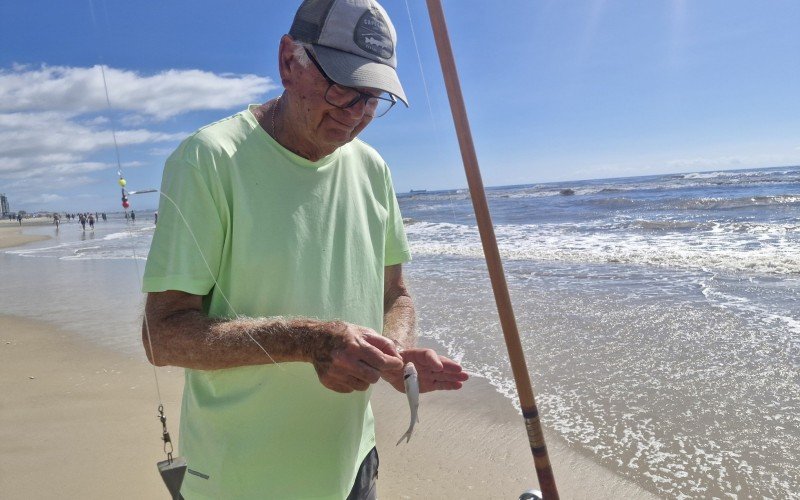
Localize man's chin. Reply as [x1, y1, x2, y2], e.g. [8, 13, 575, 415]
[325, 129, 358, 148]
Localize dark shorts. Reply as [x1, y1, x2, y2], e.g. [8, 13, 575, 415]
[346, 447, 379, 500]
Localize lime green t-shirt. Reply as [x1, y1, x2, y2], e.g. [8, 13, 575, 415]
[142, 105, 410, 499]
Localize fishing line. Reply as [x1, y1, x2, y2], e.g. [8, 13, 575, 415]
[403, 2, 486, 384]
[88, 0, 167, 406]
[87, 0, 278, 367]
[88, 3, 184, 494]
[143, 189, 280, 365]
[88, 0, 123, 179]
[404, 0, 436, 127]
[88, 1, 282, 495]
[403, 0, 465, 227]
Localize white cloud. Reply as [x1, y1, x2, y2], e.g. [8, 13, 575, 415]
[0, 64, 277, 119]
[148, 147, 177, 157]
[121, 160, 145, 169]
[22, 193, 65, 204]
[569, 151, 800, 182]
[665, 152, 800, 172]
[0, 111, 184, 183]
[0, 63, 277, 206]
[569, 163, 656, 181]
[665, 155, 743, 170]
[0, 112, 183, 162]
[5, 171, 98, 190]
[82, 116, 109, 125]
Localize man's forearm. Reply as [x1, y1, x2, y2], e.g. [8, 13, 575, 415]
[382, 292, 416, 351]
[144, 307, 340, 370]
[143, 290, 405, 392]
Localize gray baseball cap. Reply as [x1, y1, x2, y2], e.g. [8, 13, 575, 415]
[289, 0, 408, 106]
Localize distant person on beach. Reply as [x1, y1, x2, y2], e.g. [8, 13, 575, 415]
[88, 214, 95, 230]
[79, 214, 86, 231]
[141, 1, 466, 497]
[153, 211, 157, 225]
[16, 214, 21, 226]
[130, 211, 135, 222]
[53, 213, 59, 228]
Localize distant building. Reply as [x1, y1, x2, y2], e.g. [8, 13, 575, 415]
[0, 193, 8, 217]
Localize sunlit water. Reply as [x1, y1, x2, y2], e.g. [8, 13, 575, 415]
[2, 167, 798, 498]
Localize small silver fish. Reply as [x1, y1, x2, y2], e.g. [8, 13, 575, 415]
[396, 362, 420, 445]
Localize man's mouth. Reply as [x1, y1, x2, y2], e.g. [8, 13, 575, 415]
[327, 115, 358, 130]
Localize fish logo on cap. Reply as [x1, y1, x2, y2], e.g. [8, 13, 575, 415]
[354, 8, 394, 60]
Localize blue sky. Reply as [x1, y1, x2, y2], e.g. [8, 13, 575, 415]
[1, 0, 798, 213]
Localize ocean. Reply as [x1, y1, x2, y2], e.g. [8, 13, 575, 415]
[2, 165, 798, 498]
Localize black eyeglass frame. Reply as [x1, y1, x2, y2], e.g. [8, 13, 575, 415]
[303, 47, 397, 117]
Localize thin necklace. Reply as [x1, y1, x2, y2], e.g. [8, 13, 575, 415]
[271, 94, 281, 139]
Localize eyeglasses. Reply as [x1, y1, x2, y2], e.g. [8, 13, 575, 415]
[304, 48, 397, 118]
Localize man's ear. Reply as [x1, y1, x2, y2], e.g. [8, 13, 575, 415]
[278, 35, 297, 88]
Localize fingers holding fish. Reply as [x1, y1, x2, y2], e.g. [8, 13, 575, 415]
[378, 365, 408, 393]
[378, 347, 427, 393]
[406, 347, 443, 370]
[392, 348, 469, 393]
[397, 348, 449, 371]
[359, 331, 404, 371]
[315, 357, 377, 393]
[421, 378, 466, 392]
[437, 355, 466, 374]
[310, 321, 402, 393]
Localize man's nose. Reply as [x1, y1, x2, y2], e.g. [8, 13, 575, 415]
[344, 97, 369, 119]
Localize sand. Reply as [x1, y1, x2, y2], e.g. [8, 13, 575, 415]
[0, 221, 52, 248]
[0, 236, 658, 499]
[0, 313, 657, 499]
[0, 315, 182, 499]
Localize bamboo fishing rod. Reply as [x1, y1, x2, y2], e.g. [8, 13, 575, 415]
[423, 1, 560, 498]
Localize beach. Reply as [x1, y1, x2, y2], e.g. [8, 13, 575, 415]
[2, 166, 797, 498]
[0, 219, 53, 248]
[0, 227, 657, 498]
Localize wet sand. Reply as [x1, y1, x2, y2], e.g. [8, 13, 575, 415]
[0, 313, 656, 499]
[0, 221, 52, 248]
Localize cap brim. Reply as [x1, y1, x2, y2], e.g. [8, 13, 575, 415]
[312, 45, 408, 107]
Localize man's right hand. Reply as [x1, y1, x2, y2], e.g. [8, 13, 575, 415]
[311, 322, 404, 393]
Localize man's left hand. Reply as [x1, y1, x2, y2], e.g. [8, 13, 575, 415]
[382, 348, 468, 393]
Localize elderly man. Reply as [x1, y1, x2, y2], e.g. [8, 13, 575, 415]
[141, 0, 467, 498]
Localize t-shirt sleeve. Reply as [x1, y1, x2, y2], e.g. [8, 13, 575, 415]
[383, 166, 411, 266]
[142, 143, 227, 295]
